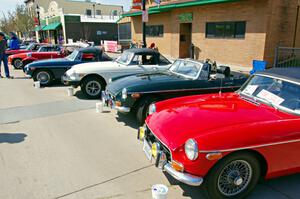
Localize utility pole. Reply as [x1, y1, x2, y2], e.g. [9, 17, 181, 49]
[142, 0, 147, 48]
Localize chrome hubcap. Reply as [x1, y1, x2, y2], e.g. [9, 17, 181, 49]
[14, 60, 23, 68]
[37, 72, 50, 84]
[86, 81, 101, 96]
[217, 160, 252, 197]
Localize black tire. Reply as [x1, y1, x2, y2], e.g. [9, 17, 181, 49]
[205, 152, 261, 199]
[81, 76, 105, 99]
[12, 58, 23, 69]
[33, 69, 54, 86]
[135, 96, 159, 125]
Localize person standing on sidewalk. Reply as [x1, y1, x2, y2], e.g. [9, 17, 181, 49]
[9, 32, 20, 50]
[0, 32, 11, 78]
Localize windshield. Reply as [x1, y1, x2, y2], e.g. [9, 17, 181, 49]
[26, 43, 34, 50]
[66, 50, 80, 61]
[116, 52, 134, 65]
[169, 59, 203, 79]
[240, 75, 300, 115]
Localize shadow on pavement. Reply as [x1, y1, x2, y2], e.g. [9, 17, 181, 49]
[0, 133, 27, 144]
[164, 171, 300, 199]
[115, 112, 140, 129]
[74, 90, 100, 101]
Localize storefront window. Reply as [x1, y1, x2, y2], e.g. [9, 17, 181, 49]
[146, 25, 164, 37]
[206, 21, 246, 39]
[86, 9, 92, 16]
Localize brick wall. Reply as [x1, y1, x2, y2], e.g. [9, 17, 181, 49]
[264, 0, 300, 67]
[131, 0, 300, 69]
[132, 0, 268, 69]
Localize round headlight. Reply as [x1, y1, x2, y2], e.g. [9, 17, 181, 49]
[185, 139, 198, 161]
[122, 88, 127, 99]
[109, 78, 112, 83]
[148, 103, 156, 115]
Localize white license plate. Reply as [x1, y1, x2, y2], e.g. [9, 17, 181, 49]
[143, 139, 152, 161]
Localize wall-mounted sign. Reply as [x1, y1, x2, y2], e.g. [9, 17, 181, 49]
[142, 10, 149, 22]
[178, 13, 193, 23]
[132, 0, 142, 10]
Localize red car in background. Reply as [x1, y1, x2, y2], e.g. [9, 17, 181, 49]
[5, 43, 43, 57]
[138, 68, 300, 199]
[8, 45, 64, 69]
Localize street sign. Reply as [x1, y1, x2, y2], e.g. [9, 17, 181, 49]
[154, 0, 161, 5]
[142, 10, 148, 22]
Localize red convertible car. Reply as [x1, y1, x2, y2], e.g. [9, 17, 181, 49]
[5, 43, 43, 57]
[8, 45, 64, 69]
[138, 68, 300, 198]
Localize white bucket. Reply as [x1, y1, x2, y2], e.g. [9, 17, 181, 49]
[151, 184, 168, 199]
[67, 87, 74, 96]
[34, 81, 40, 88]
[96, 102, 103, 113]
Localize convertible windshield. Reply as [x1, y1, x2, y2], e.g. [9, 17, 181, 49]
[169, 59, 202, 79]
[240, 75, 300, 115]
[66, 50, 79, 61]
[116, 52, 134, 65]
[26, 43, 34, 50]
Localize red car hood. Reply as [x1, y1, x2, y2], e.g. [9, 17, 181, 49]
[146, 93, 293, 151]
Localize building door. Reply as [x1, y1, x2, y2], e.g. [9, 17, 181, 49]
[179, 23, 192, 58]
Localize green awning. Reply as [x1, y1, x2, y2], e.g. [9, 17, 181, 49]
[42, 23, 62, 31]
[123, 0, 240, 17]
[34, 25, 45, 31]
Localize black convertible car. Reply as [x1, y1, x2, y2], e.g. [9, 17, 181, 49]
[102, 59, 248, 124]
[24, 47, 112, 86]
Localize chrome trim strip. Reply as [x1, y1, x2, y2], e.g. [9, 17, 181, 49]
[199, 139, 300, 153]
[163, 163, 203, 186]
[114, 106, 130, 113]
[128, 86, 241, 95]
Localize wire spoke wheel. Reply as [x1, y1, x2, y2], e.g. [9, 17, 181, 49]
[217, 160, 252, 197]
[86, 80, 101, 96]
[14, 59, 23, 69]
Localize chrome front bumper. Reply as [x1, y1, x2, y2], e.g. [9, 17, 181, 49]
[102, 91, 130, 113]
[140, 132, 203, 187]
[163, 163, 203, 186]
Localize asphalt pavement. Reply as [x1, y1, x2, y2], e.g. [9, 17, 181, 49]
[0, 67, 299, 199]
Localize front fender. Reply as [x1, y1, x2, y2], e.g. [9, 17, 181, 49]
[22, 57, 37, 62]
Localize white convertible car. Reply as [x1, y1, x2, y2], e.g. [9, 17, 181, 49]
[62, 48, 172, 99]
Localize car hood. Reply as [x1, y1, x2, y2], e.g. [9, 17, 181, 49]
[107, 72, 187, 95]
[146, 93, 293, 151]
[71, 61, 120, 73]
[27, 58, 72, 67]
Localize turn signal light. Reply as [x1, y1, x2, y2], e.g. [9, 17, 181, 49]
[137, 127, 146, 140]
[171, 160, 184, 172]
[115, 101, 121, 107]
[206, 152, 223, 161]
[131, 93, 141, 99]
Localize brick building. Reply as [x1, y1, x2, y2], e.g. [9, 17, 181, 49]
[122, 0, 300, 69]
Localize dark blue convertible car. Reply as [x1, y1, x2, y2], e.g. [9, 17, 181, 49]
[24, 47, 112, 86]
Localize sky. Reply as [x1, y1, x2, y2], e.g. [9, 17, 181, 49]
[0, 0, 132, 14]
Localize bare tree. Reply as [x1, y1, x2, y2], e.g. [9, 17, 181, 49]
[0, 4, 34, 38]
